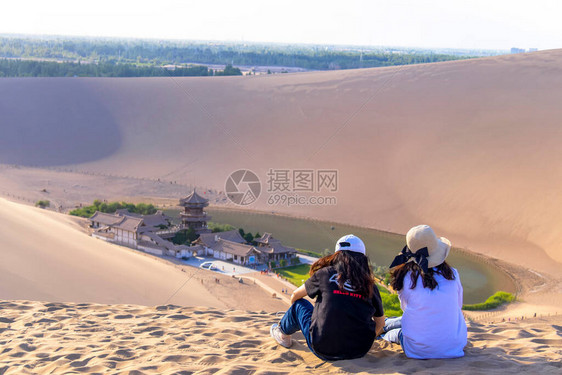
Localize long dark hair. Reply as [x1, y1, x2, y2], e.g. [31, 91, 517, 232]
[390, 261, 455, 291]
[310, 251, 374, 298]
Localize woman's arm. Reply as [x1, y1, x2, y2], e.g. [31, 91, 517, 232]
[374, 315, 386, 337]
[290, 284, 307, 304]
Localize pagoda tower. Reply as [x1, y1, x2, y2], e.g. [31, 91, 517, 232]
[179, 189, 211, 234]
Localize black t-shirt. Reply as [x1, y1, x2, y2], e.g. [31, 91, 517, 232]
[305, 266, 384, 360]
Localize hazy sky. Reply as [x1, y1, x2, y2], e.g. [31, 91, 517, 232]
[1, 0, 561, 50]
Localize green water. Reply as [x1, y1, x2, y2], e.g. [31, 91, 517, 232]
[166, 208, 516, 304]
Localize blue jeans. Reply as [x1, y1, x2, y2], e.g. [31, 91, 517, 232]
[279, 299, 328, 360]
[381, 316, 404, 347]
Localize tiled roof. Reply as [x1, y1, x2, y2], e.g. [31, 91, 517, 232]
[112, 216, 144, 232]
[255, 232, 273, 244]
[116, 209, 170, 228]
[179, 189, 209, 206]
[115, 209, 142, 218]
[214, 239, 259, 257]
[89, 211, 123, 226]
[195, 230, 245, 248]
[259, 242, 297, 254]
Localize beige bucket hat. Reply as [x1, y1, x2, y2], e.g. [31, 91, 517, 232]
[406, 225, 451, 268]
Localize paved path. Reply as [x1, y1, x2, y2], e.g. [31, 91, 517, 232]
[180, 255, 319, 306]
[298, 254, 320, 265]
[247, 271, 297, 304]
[180, 256, 266, 276]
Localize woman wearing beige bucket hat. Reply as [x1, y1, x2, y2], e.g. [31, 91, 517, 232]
[381, 225, 467, 359]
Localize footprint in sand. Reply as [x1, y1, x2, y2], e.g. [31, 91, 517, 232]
[149, 330, 165, 337]
[228, 340, 261, 349]
[133, 326, 162, 334]
[18, 343, 36, 352]
[113, 314, 134, 319]
[197, 354, 228, 365]
[37, 318, 58, 324]
[70, 357, 92, 368]
[166, 314, 190, 320]
[114, 349, 135, 359]
[271, 351, 303, 363]
[531, 338, 562, 345]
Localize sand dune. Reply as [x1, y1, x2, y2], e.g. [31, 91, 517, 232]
[2, 50, 562, 276]
[1, 300, 560, 374]
[0, 198, 286, 312]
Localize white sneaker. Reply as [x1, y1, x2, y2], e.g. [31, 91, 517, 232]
[270, 323, 292, 348]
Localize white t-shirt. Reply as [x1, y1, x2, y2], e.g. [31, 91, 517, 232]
[398, 267, 467, 359]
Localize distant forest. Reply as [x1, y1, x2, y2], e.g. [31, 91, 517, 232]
[0, 59, 241, 77]
[0, 36, 473, 77]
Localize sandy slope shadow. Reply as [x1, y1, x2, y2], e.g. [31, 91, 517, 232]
[0, 78, 122, 166]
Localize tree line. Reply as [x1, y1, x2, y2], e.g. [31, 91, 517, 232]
[0, 59, 242, 77]
[0, 36, 469, 73]
[69, 200, 158, 217]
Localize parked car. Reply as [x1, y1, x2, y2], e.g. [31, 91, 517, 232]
[199, 261, 217, 271]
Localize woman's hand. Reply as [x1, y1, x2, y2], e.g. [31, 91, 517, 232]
[290, 284, 307, 304]
[374, 315, 386, 337]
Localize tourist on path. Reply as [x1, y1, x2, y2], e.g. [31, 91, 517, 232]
[382, 225, 467, 359]
[270, 234, 385, 361]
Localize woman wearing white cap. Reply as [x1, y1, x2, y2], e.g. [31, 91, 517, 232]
[270, 234, 386, 360]
[382, 225, 467, 359]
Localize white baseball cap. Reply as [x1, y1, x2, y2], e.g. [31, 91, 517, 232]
[335, 234, 366, 255]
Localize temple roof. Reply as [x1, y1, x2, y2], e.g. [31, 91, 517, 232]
[214, 239, 260, 257]
[179, 189, 209, 206]
[89, 211, 123, 226]
[195, 230, 245, 248]
[258, 242, 297, 254]
[255, 232, 274, 245]
[112, 216, 144, 232]
[116, 209, 170, 228]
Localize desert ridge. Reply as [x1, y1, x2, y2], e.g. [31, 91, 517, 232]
[0, 198, 287, 312]
[2, 50, 562, 275]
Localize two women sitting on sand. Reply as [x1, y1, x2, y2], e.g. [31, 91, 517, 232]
[270, 225, 467, 361]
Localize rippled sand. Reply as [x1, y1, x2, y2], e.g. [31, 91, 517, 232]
[1, 300, 561, 375]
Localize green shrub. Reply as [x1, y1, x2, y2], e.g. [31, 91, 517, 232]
[70, 200, 157, 217]
[35, 200, 50, 209]
[290, 256, 301, 266]
[208, 222, 234, 233]
[377, 285, 403, 317]
[244, 232, 254, 243]
[171, 228, 198, 245]
[381, 292, 403, 317]
[462, 291, 515, 311]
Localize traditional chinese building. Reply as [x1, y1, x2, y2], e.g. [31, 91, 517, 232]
[254, 232, 297, 263]
[179, 189, 211, 234]
[89, 209, 192, 257]
[192, 230, 297, 265]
